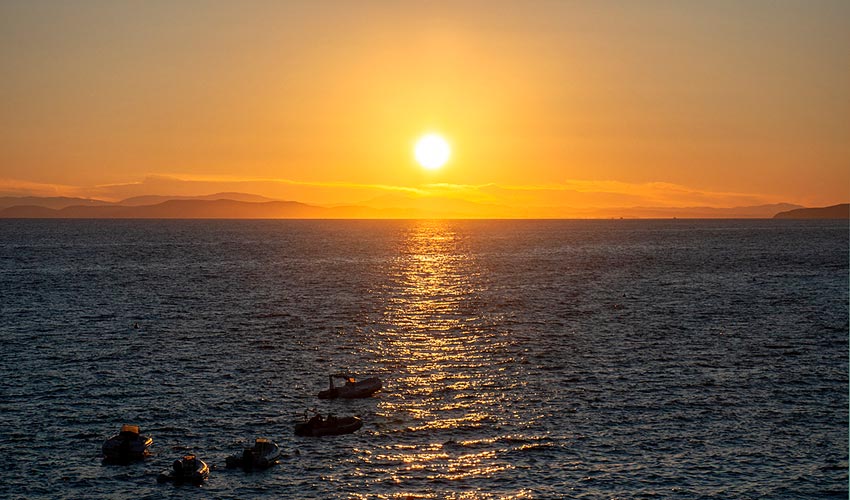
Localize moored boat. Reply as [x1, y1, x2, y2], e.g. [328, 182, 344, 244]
[225, 438, 281, 471]
[294, 414, 363, 437]
[318, 374, 382, 399]
[157, 454, 209, 485]
[102, 425, 152, 463]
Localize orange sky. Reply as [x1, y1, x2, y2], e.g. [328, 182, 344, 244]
[1, 1, 848, 214]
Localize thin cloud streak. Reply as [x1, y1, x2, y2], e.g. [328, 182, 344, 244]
[86, 174, 427, 203]
[0, 178, 87, 198]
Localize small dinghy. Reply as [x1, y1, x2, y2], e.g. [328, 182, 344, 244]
[157, 454, 209, 485]
[318, 374, 382, 399]
[226, 438, 281, 471]
[102, 425, 152, 463]
[294, 413, 363, 437]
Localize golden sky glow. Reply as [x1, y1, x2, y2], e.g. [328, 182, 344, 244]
[0, 1, 848, 215]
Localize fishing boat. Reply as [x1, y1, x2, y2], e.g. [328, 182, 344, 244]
[294, 413, 363, 437]
[102, 425, 152, 463]
[157, 454, 209, 485]
[318, 374, 382, 399]
[225, 438, 281, 471]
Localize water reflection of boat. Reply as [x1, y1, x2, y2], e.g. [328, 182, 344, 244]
[318, 374, 382, 399]
[294, 414, 363, 437]
[102, 425, 152, 463]
[226, 438, 281, 471]
[157, 454, 209, 485]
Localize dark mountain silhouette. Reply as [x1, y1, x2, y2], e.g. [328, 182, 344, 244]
[0, 194, 832, 219]
[773, 203, 849, 219]
[118, 192, 278, 206]
[0, 198, 456, 219]
[1, 199, 332, 218]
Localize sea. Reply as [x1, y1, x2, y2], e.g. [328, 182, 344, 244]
[0, 219, 846, 499]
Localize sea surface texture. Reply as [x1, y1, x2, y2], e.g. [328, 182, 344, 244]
[0, 219, 847, 499]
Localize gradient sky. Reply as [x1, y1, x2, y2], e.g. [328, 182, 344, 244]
[1, 0, 848, 212]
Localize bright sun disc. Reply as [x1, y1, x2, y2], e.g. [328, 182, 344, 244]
[414, 134, 450, 170]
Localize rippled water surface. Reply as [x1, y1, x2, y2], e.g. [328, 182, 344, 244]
[0, 219, 847, 499]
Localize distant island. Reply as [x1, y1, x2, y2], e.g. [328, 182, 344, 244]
[773, 204, 850, 219]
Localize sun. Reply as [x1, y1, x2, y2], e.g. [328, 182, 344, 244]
[414, 133, 451, 170]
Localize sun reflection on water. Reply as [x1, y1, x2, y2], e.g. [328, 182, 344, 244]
[361, 220, 531, 495]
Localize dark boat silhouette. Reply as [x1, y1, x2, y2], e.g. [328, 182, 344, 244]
[226, 438, 281, 471]
[157, 454, 209, 485]
[102, 425, 152, 463]
[318, 374, 382, 399]
[294, 414, 363, 437]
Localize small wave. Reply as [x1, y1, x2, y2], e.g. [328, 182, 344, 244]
[71, 432, 102, 439]
[443, 434, 556, 450]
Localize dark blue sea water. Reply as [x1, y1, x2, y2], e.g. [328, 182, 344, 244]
[0, 219, 847, 499]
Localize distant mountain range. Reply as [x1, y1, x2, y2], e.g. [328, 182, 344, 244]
[0, 193, 845, 219]
[116, 192, 279, 206]
[0, 199, 372, 219]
